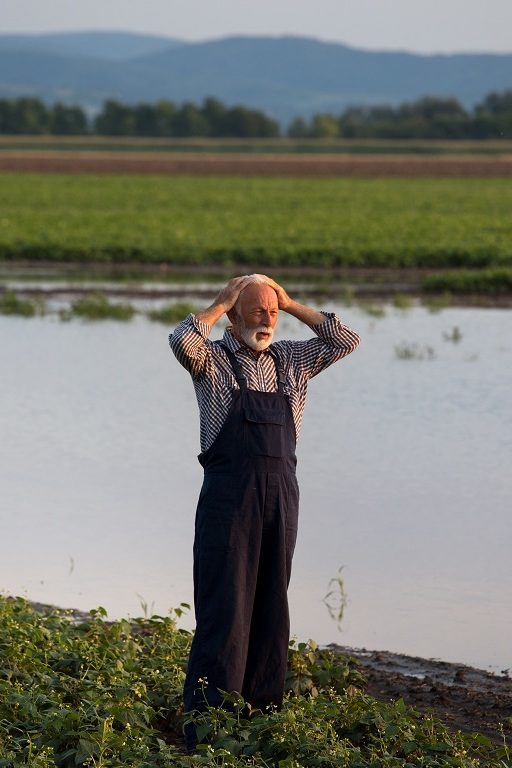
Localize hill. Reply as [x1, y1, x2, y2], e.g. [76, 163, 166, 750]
[1, 32, 511, 125]
[0, 31, 183, 60]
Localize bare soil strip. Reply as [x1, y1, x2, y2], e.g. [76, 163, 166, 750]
[2, 151, 512, 176]
[333, 645, 512, 743]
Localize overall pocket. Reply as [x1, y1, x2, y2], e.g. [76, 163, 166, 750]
[243, 393, 286, 458]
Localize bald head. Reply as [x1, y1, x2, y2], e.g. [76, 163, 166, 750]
[238, 282, 278, 315]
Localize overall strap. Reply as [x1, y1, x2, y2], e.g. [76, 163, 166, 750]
[219, 343, 286, 394]
[268, 348, 286, 395]
[220, 344, 247, 391]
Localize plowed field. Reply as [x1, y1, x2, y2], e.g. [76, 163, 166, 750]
[1, 150, 512, 176]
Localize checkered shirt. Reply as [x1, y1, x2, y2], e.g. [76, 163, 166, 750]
[169, 312, 360, 453]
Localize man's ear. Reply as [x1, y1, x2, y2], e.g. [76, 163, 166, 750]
[227, 307, 237, 324]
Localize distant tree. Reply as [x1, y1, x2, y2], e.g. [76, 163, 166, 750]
[94, 100, 135, 135]
[50, 103, 88, 135]
[475, 90, 512, 115]
[287, 117, 310, 138]
[154, 100, 177, 136]
[339, 98, 471, 139]
[8, 98, 50, 134]
[172, 102, 209, 137]
[222, 106, 280, 138]
[0, 100, 13, 134]
[339, 107, 368, 139]
[394, 97, 469, 139]
[310, 113, 339, 138]
[472, 90, 512, 138]
[399, 96, 467, 121]
[201, 97, 228, 137]
[132, 103, 160, 136]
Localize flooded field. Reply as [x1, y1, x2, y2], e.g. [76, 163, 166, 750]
[1, 299, 510, 672]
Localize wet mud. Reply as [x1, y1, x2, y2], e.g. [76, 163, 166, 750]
[332, 645, 512, 743]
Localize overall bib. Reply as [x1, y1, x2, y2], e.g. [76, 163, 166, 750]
[183, 345, 299, 720]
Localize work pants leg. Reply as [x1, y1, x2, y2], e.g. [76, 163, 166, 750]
[183, 471, 298, 712]
[241, 471, 299, 710]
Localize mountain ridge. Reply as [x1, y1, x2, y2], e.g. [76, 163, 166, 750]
[1, 31, 511, 125]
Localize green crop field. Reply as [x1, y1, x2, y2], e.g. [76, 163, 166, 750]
[1, 173, 511, 273]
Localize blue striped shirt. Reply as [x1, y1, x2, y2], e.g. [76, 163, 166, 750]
[169, 312, 360, 453]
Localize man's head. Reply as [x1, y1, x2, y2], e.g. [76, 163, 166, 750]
[228, 275, 279, 352]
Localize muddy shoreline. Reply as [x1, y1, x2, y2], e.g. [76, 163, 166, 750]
[331, 644, 512, 743]
[2, 263, 511, 308]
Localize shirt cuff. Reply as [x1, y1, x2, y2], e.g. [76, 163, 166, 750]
[311, 311, 339, 335]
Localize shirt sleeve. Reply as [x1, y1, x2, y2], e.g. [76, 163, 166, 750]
[168, 313, 213, 379]
[288, 312, 361, 380]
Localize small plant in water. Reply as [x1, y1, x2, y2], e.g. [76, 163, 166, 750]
[424, 292, 452, 313]
[147, 302, 198, 324]
[59, 291, 135, 321]
[359, 302, 386, 318]
[339, 285, 355, 306]
[0, 290, 44, 317]
[393, 293, 413, 310]
[395, 341, 436, 360]
[323, 566, 348, 632]
[443, 326, 463, 343]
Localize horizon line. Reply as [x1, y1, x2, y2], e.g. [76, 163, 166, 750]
[1, 28, 511, 58]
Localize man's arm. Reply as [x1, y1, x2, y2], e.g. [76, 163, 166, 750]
[169, 276, 252, 377]
[261, 275, 331, 326]
[259, 274, 361, 377]
[195, 275, 253, 327]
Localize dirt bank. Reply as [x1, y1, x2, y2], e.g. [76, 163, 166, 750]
[332, 645, 512, 744]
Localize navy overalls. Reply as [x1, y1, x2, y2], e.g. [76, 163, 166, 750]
[183, 343, 299, 721]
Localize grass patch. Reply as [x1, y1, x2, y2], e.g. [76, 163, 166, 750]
[359, 302, 386, 317]
[422, 267, 512, 294]
[393, 293, 413, 310]
[395, 342, 436, 360]
[147, 302, 198, 324]
[0, 595, 506, 767]
[423, 292, 453, 312]
[59, 292, 136, 321]
[0, 289, 42, 317]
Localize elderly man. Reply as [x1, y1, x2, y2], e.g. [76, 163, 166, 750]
[169, 274, 360, 749]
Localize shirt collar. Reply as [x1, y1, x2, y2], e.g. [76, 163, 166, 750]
[222, 327, 242, 352]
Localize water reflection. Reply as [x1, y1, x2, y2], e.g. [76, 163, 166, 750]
[0, 303, 511, 671]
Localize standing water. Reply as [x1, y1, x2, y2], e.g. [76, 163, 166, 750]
[0, 301, 510, 672]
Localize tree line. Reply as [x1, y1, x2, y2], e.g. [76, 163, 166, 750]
[290, 91, 512, 139]
[0, 97, 279, 138]
[1, 91, 511, 139]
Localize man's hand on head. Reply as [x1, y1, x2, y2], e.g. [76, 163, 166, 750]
[194, 275, 254, 329]
[255, 275, 292, 311]
[256, 274, 328, 327]
[216, 276, 254, 313]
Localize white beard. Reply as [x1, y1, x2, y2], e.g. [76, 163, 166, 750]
[239, 324, 274, 352]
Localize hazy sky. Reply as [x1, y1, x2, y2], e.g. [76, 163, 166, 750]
[3, 0, 512, 54]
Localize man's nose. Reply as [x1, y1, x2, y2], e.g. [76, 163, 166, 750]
[262, 310, 271, 325]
